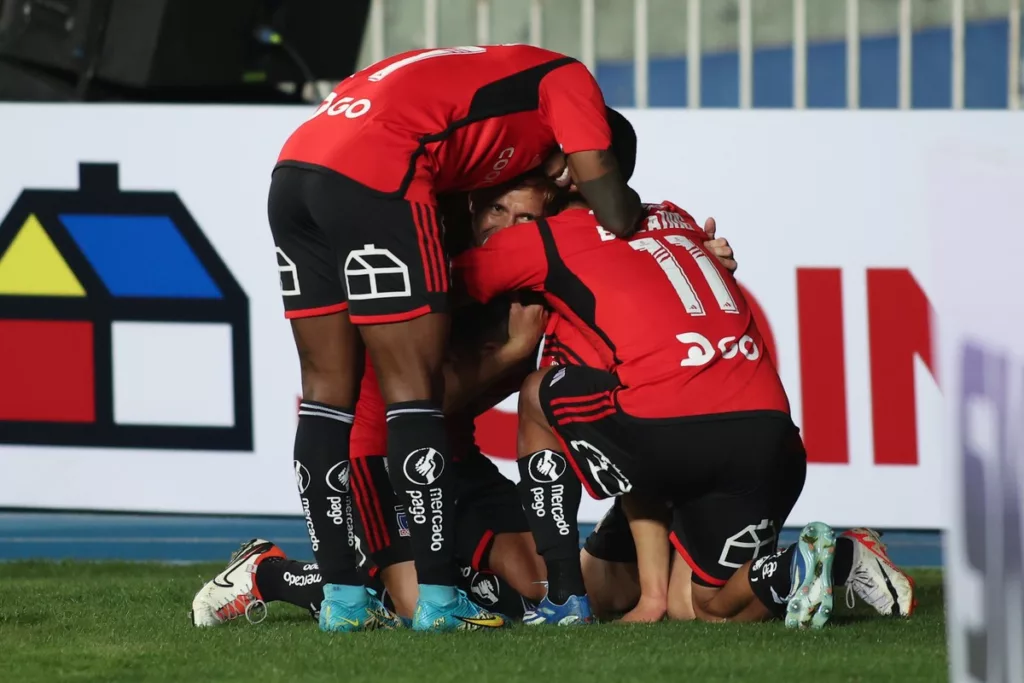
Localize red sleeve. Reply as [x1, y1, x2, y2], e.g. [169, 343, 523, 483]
[351, 354, 387, 458]
[538, 61, 611, 155]
[453, 224, 548, 303]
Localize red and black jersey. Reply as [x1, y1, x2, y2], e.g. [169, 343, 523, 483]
[540, 312, 610, 371]
[454, 202, 791, 420]
[276, 45, 611, 205]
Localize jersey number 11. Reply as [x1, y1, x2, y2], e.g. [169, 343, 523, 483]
[629, 235, 738, 316]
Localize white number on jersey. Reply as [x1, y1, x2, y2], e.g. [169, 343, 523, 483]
[628, 235, 738, 316]
[367, 46, 487, 82]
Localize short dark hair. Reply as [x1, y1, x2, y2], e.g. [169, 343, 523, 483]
[606, 106, 637, 182]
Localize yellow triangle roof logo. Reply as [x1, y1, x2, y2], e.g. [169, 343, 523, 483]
[0, 214, 86, 297]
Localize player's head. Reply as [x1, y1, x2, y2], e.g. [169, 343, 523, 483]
[468, 172, 559, 246]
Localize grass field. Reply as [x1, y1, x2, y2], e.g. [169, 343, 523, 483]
[0, 562, 947, 683]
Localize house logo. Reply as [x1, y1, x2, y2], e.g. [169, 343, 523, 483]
[0, 163, 252, 450]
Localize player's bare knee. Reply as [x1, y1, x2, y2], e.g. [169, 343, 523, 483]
[517, 367, 554, 419]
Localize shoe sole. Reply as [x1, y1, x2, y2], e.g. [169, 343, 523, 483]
[785, 521, 837, 630]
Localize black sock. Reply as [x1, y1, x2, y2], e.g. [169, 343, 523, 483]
[834, 537, 854, 585]
[385, 400, 457, 586]
[516, 450, 584, 604]
[747, 544, 797, 616]
[255, 558, 323, 618]
[294, 400, 362, 586]
[459, 567, 529, 620]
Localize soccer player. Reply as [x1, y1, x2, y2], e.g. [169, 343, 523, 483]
[268, 44, 643, 632]
[581, 500, 917, 623]
[191, 299, 549, 629]
[455, 194, 844, 627]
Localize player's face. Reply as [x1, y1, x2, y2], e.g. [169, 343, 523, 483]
[471, 186, 548, 246]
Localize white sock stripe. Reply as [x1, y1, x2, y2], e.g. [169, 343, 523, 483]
[299, 402, 353, 418]
[298, 409, 354, 424]
[385, 407, 443, 417]
[385, 412, 444, 422]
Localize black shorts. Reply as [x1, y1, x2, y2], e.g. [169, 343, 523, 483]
[454, 453, 530, 570]
[540, 364, 807, 587]
[582, 499, 637, 563]
[268, 164, 449, 324]
[351, 453, 528, 572]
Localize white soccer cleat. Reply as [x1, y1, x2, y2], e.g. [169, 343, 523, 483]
[190, 538, 286, 627]
[841, 528, 917, 617]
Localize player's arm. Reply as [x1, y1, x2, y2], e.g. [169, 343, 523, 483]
[539, 62, 643, 238]
[452, 224, 548, 304]
[443, 301, 547, 415]
[620, 494, 672, 622]
[569, 151, 643, 238]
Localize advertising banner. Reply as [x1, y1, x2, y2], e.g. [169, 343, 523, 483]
[1, 106, 1019, 527]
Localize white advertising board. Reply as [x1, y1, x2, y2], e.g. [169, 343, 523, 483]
[0, 105, 1019, 528]
[935, 140, 1024, 682]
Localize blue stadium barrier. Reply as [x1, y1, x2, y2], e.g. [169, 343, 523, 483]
[0, 512, 942, 568]
[596, 18, 1012, 109]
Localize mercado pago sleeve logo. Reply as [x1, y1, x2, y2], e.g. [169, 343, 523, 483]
[0, 163, 252, 450]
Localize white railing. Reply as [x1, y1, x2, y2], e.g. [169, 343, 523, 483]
[372, 0, 1022, 110]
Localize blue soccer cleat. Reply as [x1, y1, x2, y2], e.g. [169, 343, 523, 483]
[319, 584, 401, 633]
[785, 521, 837, 629]
[522, 594, 594, 626]
[411, 586, 508, 632]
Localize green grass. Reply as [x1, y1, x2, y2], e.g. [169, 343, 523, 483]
[0, 562, 947, 683]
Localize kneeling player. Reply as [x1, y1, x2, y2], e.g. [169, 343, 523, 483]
[455, 195, 914, 627]
[581, 499, 916, 622]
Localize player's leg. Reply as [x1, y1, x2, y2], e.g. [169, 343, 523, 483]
[516, 365, 640, 625]
[268, 168, 378, 631]
[344, 197, 466, 628]
[515, 366, 592, 624]
[618, 494, 672, 622]
[839, 528, 916, 617]
[349, 453, 419, 620]
[453, 454, 546, 606]
[665, 415, 843, 627]
[580, 501, 642, 620]
[191, 539, 287, 626]
[665, 551, 695, 620]
[325, 183, 498, 631]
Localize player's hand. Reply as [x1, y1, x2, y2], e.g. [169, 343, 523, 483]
[702, 217, 737, 273]
[506, 301, 548, 359]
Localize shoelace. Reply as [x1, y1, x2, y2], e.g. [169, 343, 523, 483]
[214, 590, 268, 625]
[844, 563, 890, 611]
[843, 530, 890, 610]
